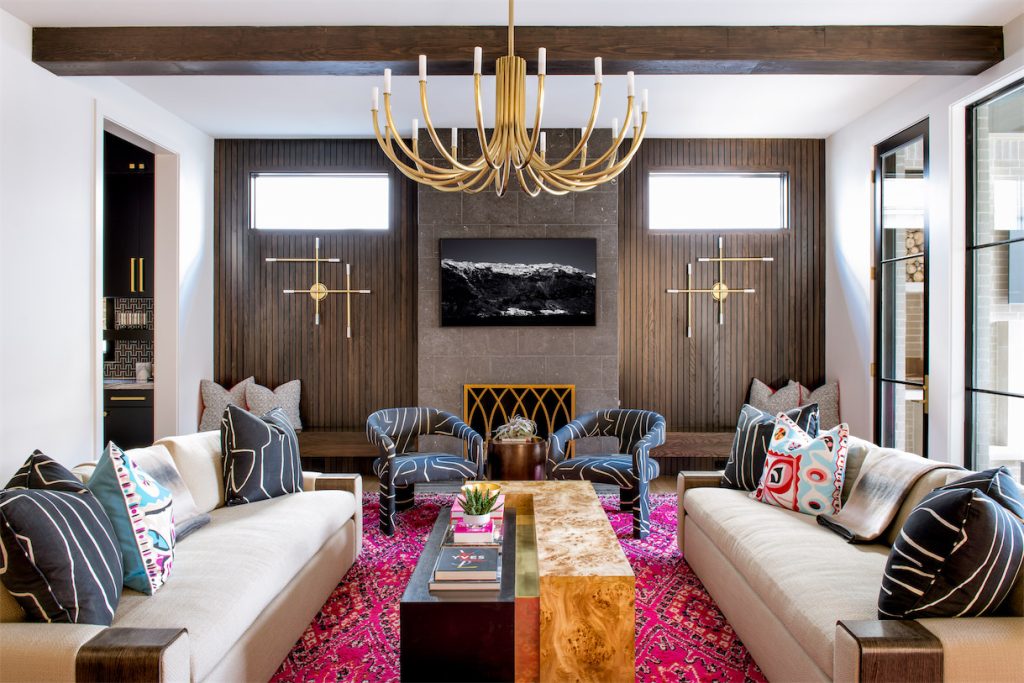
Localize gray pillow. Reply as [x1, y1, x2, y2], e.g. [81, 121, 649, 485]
[798, 381, 842, 430]
[129, 445, 211, 541]
[748, 378, 802, 414]
[245, 379, 302, 431]
[199, 377, 253, 432]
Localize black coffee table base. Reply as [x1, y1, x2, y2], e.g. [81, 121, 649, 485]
[400, 508, 517, 682]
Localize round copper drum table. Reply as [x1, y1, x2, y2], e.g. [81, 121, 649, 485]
[486, 439, 547, 481]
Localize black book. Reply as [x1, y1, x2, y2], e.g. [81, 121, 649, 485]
[433, 546, 500, 581]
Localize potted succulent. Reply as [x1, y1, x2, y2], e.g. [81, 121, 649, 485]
[492, 414, 538, 443]
[458, 483, 502, 527]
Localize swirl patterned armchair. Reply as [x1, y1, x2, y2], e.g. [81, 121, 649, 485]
[548, 409, 666, 539]
[366, 407, 484, 535]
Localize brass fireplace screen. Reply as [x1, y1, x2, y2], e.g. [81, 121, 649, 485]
[463, 384, 576, 442]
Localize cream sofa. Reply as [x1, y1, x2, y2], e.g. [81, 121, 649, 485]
[677, 437, 1024, 683]
[0, 431, 362, 683]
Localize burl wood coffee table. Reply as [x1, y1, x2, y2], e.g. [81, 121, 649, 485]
[401, 481, 635, 683]
[504, 480, 636, 683]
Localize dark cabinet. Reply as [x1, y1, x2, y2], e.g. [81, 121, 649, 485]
[104, 133, 154, 298]
[103, 389, 153, 450]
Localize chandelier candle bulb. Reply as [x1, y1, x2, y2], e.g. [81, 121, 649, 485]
[372, 87, 379, 110]
[612, 118, 619, 135]
[473, 46, 482, 75]
[642, 89, 649, 112]
[627, 71, 635, 97]
[383, 68, 391, 94]
[538, 47, 546, 75]
[411, 119, 418, 142]
[418, 55, 427, 82]
[451, 127, 458, 149]
[540, 131, 547, 153]
[594, 57, 602, 83]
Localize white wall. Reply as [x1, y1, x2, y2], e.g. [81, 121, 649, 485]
[0, 10, 213, 478]
[826, 14, 1024, 464]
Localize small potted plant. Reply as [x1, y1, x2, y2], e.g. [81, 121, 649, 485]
[492, 415, 538, 443]
[458, 483, 502, 527]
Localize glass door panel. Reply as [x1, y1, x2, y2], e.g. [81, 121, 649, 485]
[875, 120, 929, 457]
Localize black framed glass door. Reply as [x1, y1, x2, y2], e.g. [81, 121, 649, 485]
[966, 79, 1024, 480]
[874, 119, 929, 456]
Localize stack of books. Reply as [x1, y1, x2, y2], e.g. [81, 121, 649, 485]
[428, 511, 503, 592]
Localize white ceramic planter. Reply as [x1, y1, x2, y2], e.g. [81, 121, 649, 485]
[463, 513, 490, 527]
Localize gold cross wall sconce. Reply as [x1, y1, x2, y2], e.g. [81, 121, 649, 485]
[666, 237, 773, 336]
[265, 238, 372, 336]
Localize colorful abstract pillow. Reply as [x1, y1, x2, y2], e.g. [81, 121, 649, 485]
[723, 403, 820, 491]
[751, 414, 849, 516]
[0, 452, 123, 625]
[879, 487, 1024, 619]
[748, 379, 802, 414]
[129, 445, 211, 541]
[221, 405, 303, 506]
[797, 381, 841, 430]
[87, 443, 175, 594]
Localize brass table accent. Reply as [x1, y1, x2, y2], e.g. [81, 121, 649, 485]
[666, 236, 773, 335]
[487, 438, 547, 481]
[265, 237, 371, 335]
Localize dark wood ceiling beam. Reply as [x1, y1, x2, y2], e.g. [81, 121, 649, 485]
[33, 25, 1003, 77]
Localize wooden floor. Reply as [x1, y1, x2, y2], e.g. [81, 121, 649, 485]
[357, 475, 679, 496]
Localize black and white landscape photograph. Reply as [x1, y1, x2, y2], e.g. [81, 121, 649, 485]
[440, 239, 597, 326]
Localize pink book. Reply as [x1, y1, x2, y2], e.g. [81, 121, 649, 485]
[452, 495, 505, 519]
[452, 518, 495, 544]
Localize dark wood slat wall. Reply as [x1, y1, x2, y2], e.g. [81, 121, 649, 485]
[618, 138, 825, 432]
[214, 139, 416, 429]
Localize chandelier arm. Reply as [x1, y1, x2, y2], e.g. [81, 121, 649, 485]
[515, 167, 542, 198]
[542, 84, 602, 171]
[523, 164, 570, 196]
[545, 113, 648, 184]
[418, 82, 485, 173]
[543, 95, 635, 176]
[373, 113, 474, 182]
[474, 74, 500, 170]
[517, 73, 545, 169]
[462, 168, 500, 194]
[379, 96, 463, 176]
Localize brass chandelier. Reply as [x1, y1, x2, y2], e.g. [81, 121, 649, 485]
[370, 0, 649, 196]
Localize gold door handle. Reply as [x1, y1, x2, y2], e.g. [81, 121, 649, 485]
[130, 258, 136, 293]
[110, 396, 147, 401]
[138, 257, 144, 293]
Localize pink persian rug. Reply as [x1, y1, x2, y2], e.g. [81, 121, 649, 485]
[272, 493, 767, 683]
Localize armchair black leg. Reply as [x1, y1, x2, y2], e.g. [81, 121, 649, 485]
[395, 483, 415, 510]
[619, 487, 635, 511]
[379, 479, 396, 537]
[633, 479, 650, 540]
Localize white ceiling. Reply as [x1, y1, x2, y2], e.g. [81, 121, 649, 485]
[9, 0, 1018, 138]
[93, 73, 924, 139]
[3, 0, 1022, 27]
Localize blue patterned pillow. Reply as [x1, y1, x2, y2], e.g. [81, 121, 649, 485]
[88, 443, 175, 594]
[751, 413, 849, 516]
[0, 452, 123, 624]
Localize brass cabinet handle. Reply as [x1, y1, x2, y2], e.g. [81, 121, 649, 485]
[138, 257, 145, 292]
[129, 258, 136, 293]
[110, 396, 147, 401]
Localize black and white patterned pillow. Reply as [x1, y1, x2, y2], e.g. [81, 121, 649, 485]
[879, 487, 1024, 619]
[938, 467, 1024, 521]
[0, 453, 123, 625]
[221, 404, 303, 506]
[723, 403, 820, 491]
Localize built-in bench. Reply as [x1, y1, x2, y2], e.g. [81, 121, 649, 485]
[653, 432, 733, 475]
[297, 428, 377, 475]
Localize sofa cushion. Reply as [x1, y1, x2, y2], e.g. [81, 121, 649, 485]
[87, 443, 176, 595]
[683, 488, 887, 677]
[938, 467, 1024, 521]
[879, 487, 1024, 619]
[128, 444, 211, 540]
[221, 405, 303, 506]
[752, 417, 849, 516]
[0, 454, 124, 626]
[723, 403, 819, 492]
[111, 489, 356, 681]
[155, 431, 223, 514]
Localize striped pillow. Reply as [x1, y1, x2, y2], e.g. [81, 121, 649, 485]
[879, 487, 1024, 619]
[221, 405, 303, 506]
[723, 403, 820, 491]
[0, 453, 123, 625]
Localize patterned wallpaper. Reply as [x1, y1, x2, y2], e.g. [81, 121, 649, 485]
[104, 297, 154, 379]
